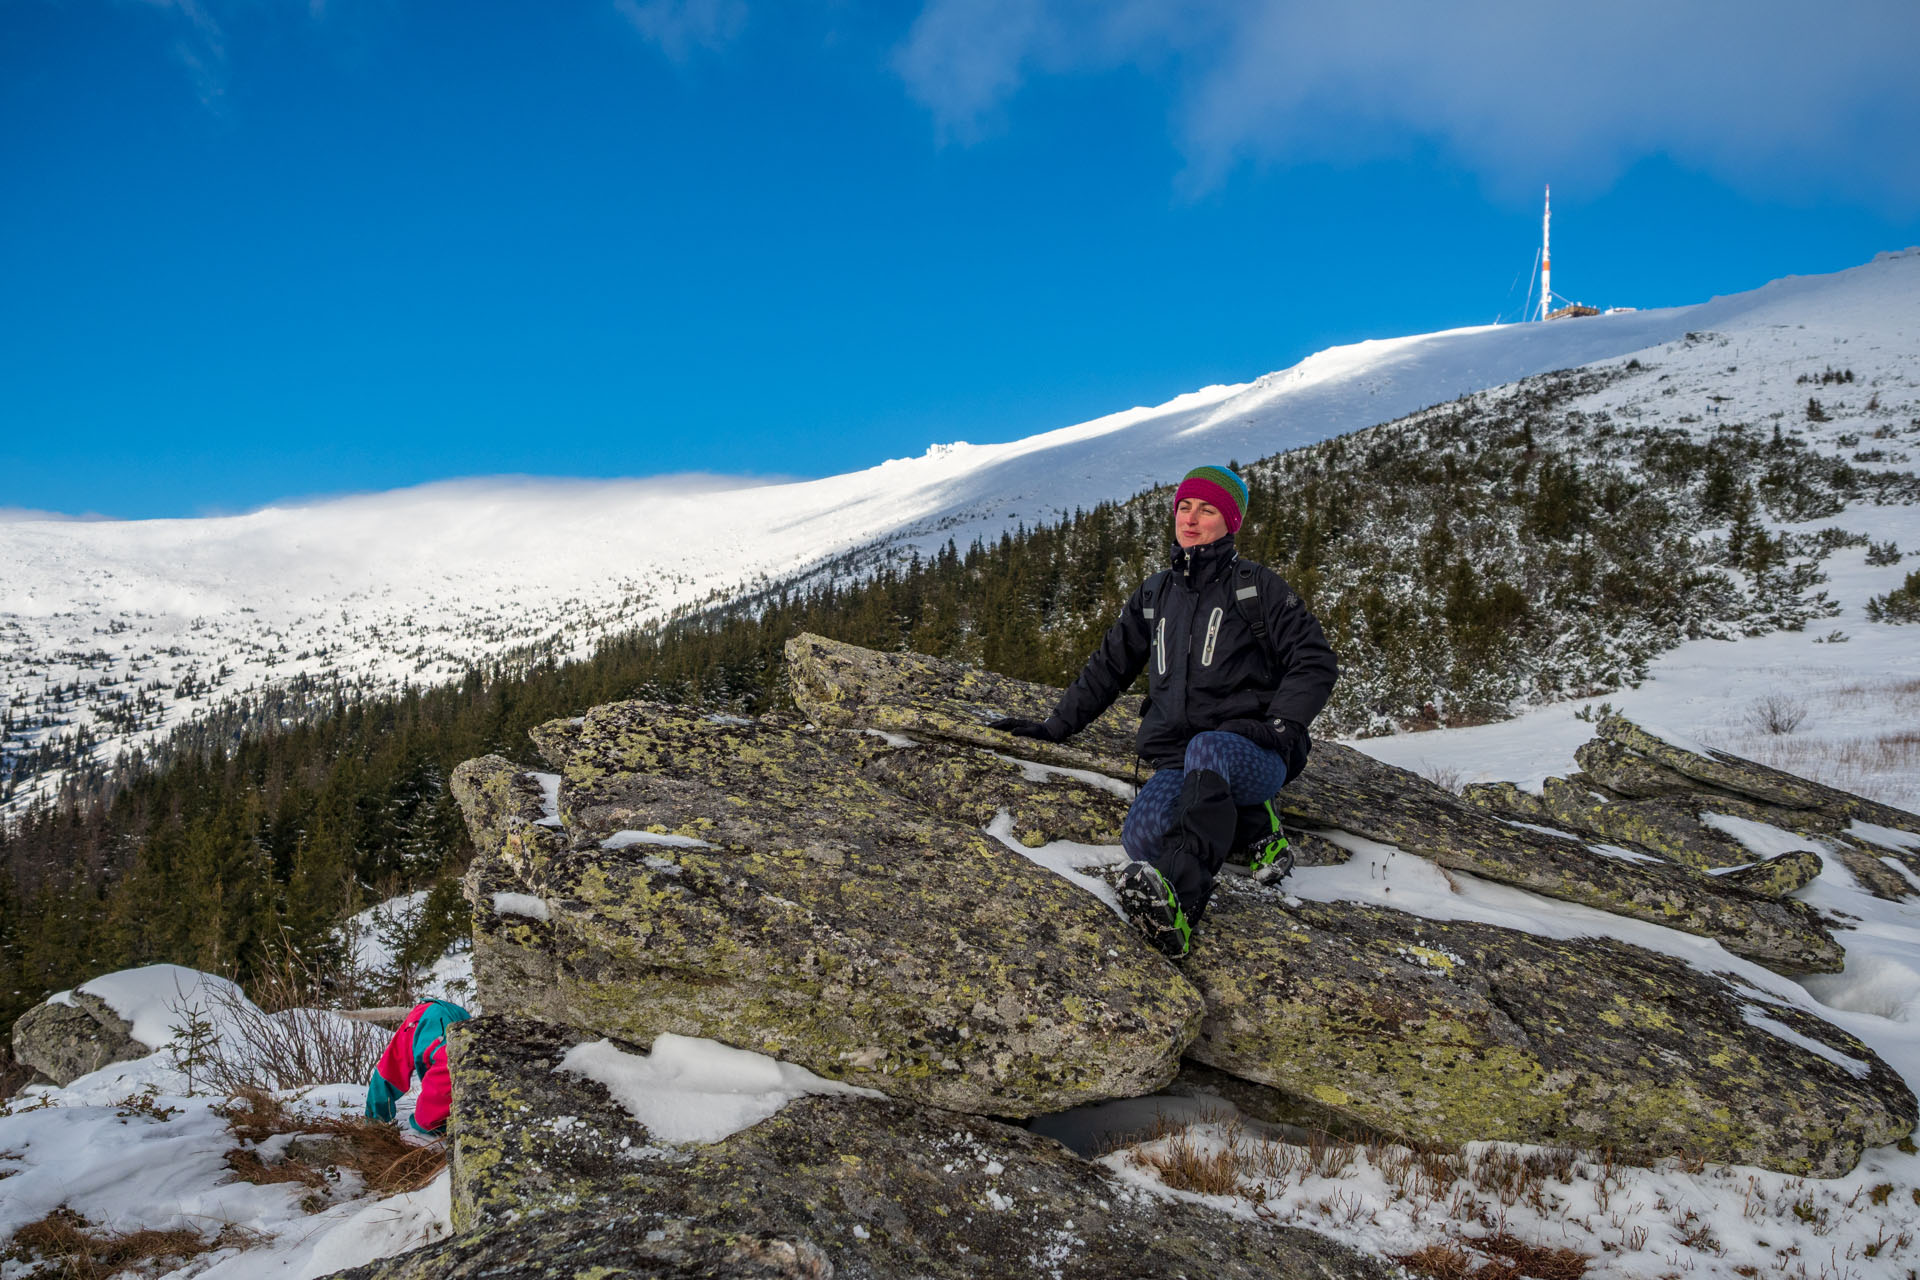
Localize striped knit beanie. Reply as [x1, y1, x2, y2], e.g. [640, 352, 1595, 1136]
[1173, 465, 1249, 532]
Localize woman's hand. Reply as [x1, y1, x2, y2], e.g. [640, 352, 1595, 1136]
[1221, 718, 1286, 754]
[989, 717, 1065, 742]
[1223, 718, 1309, 774]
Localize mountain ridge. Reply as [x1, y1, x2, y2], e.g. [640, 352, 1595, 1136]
[6, 249, 1919, 816]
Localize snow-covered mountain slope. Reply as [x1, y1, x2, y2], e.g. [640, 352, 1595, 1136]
[5, 249, 1919, 815]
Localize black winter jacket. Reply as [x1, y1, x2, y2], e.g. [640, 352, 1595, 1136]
[1043, 535, 1340, 771]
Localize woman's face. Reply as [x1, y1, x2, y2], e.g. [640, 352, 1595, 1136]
[1175, 497, 1229, 548]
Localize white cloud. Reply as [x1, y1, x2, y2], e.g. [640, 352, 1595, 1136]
[615, 0, 748, 61]
[893, 0, 1920, 209]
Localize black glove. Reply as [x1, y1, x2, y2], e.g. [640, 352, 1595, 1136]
[988, 716, 1065, 742]
[1221, 718, 1284, 753]
[1223, 718, 1310, 777]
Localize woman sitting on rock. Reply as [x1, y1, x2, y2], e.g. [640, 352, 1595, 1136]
[991, 465, 1338, 959]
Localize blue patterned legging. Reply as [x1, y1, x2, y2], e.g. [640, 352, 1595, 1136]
[1121, 730, 1290, 865]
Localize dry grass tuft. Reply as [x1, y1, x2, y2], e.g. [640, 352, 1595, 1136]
[1121, 1119, 1600, 1280]
[1127, 1112, 1255, 1196]
[1396, 1232, 1590, 1280]
[1397, 1240, 1484, 1280]
[1470, 1146, 1578, 1207]
[1711, 672, 1920, 802]
[217, 1087, 446, 1197]
[4, 1207, 220, 1280]
[1132, 1127, 1246, 1196]
[1713, 723, 1920, 808]
[223, 1146, 329, 1190]
[1475, 1231, 1591, 1279]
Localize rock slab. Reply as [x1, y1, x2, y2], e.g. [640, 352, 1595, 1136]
[451, 702, 1205, 1118]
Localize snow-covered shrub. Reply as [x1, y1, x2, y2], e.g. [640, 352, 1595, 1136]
[1866, 571, 1920, 624]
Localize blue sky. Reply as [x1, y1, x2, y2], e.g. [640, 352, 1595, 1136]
[6, 0, 1919, 520]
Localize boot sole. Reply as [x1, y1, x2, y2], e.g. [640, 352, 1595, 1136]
[1117, 864, 1190, 959]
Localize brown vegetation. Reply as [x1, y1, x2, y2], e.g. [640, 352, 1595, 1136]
[2, 1207, 259, 1280]
[1396, 1233, 1590, 1280]
[218, 1087, 445, 1197]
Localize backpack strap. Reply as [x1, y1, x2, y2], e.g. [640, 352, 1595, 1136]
[1234, 560, 1298, 684]
[1140, 569, 1171, 620]
[1233, 561, 1270, 651]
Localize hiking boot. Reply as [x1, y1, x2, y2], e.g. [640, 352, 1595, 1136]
[1118, 861, 1192, 960]
[1244, 799, 1294, 886]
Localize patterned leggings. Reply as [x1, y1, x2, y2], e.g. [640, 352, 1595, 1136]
[1121, 730, 1291, 865]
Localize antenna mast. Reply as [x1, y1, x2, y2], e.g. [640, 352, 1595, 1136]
[1539, 184, 1552, 321]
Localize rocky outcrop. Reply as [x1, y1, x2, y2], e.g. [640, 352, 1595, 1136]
[450, 703, 1205, 1118]
[10, 991, 146, 1087]
[405, 631, 1920, 1280]
[786, 633, 1842, 973]
[347, 1012, 1392, 1280]
[1598, 717, 1920, 836]
[1464, 718, 1920, 903]
[773, 633, 1917, 1171]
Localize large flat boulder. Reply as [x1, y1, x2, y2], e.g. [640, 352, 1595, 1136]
[343, 1011, 1395, 1280]
[451, 704, 1205, 1118]
[786, 633, 1843, 974]
[1182, 880, 1914, 1176]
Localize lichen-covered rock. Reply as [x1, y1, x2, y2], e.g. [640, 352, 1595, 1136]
[1573, 736, 1705, 799]
[393, 1012, 1396, 1280]
[788, 634, 1843, 973]
[450, 757, 568, 1023]
[1465, 776, 1824, 883]
[1535, 776, 1758, 870]
[787, 632, 1144, 774]
[1598, 717, 1920, 840]
[1459, 780, 1552, 820]
[858, 740, 1131, 846]
[330, 1217, 841, 1280]
[442, 1016, 657, 1229]
[1830, 842, 1920, 902]
[10, 994, 146, 1087]
[1181, 880, 1915, 1176]
[1274, 744, 1842, 973]
[1718, 849, 1826, 897]
[452, 704, 1205, 1118]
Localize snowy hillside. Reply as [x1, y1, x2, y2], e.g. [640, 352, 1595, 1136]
[5, 249, 1919, 816]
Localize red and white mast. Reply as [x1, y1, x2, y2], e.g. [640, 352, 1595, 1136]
[1539, 184, 1552, 321]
